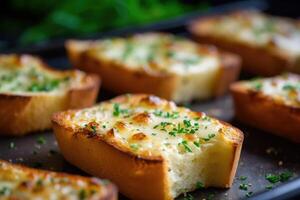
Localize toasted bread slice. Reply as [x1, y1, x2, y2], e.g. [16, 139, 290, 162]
[189, 10, 300, 76]
[0, 54, 100, 136]
[52, 94, 243, 200]
[231, 73, 300, 142]
[0, 160, 117, 200]
[65, 32, 240, 103]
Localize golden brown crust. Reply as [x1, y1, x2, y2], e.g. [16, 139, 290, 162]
[52, 94, 243, 200]
[189, 12, 294, 76]
[52, 122, 170, 200]
[0, 55, 100, 136]
[0, 159, 117, 200]
[230, 83, 300, 142]
[65, 35, 240, 101]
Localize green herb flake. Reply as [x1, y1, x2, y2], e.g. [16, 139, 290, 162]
[246, 191, 253, 198]
[78, 189, 87, 200]
[193, 141, 200, 148]
[0, 186, 11, 196]
[282, 84, 296, 91]
[37, 136, 46, 145]
[130, 144, 140, 151]
[239, 183, 248, 191]
[239, 176, 248, 181]
[180, 140, 192, 153]
[265, 171, 293, 184]
[113, 103, 129, 117]
[203, 133, 215, 142]
[183, 193, 194, 200]
[9, 142, 15, 149]
[279, 171, 293, 182]
[202, 115, 211, 121]
[196, 181, 204, 189]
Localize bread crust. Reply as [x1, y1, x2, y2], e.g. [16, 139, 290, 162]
[0, 159, 117, 200]
[65, 35, 240, 101]
[0, 55, 100, 136]
[189, 11, 298, 76]
[230, 83, 300, 143]
[52, 94, 243, 200]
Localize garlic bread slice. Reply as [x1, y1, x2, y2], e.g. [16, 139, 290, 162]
[0, 160, 117, 200]
[66, 33, 240, 103]
[53, 94, 243, 200]
[0, 54, 100, 136]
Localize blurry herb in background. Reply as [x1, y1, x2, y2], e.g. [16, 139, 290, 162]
[0, 0, 209, 46]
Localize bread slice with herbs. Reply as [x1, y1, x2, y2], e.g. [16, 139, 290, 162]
[52, 94, 243, 200]
[65, 32, 240, 103]
[189, 10, 300, 76]
[0, 159, 117, 200]
[231, 73, 300, 142]
[0, 54, 100, 136]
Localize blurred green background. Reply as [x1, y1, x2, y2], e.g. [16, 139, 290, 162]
[0, 0, 209, 47]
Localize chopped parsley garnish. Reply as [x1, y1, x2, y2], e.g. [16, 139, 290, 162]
[201, 115, 211, 121]
[153, 110, 179, 119]
[0, 186, 11, 196]
[183, 119, 192, 127]
[153, 122, 173, 131]
[78, 189, 87, 200]
[196, 181, 204, 189]
[239, 176, 248, 181]
[27, 79, 61, 92]
[36, 179, 43, 187]
[280, 171, 293, 182]
[122, 42, 133, 60]
[245, 191, 253, 198]
[193, 141, 200, 148]
[265, 171, 293, 183]
[239, 183, 249, 191]
[113, 103, 129, 117]
[85, 122, 98, 134]
[130, 144, 140, 151]
[282, 84, 300, 91]
[37, 136, 46, 145]
[282, 84, 295, 91]
[182, 57, 201, 66]
[179, 140, 192, 153]
[251, 81, 263, 90]
[203, 133, 215, 142]
[9, 142, 15, 149]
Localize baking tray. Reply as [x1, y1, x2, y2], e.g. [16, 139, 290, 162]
[1, 1, 300, 200]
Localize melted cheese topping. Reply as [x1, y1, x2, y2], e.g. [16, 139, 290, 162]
[64, 95, 234, 157]
[209, 11, 300, 55]
[0, 55, 85, 95]
[86, 33, 220, 75]
[0, 161, 108, 200]
[244, 73, 300, 107]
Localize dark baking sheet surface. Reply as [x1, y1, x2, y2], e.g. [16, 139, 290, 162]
[1, 1, 300, 199]
[1, 89, 299, 200]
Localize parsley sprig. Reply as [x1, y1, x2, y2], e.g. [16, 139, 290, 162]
[113, 103, 129, 117]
